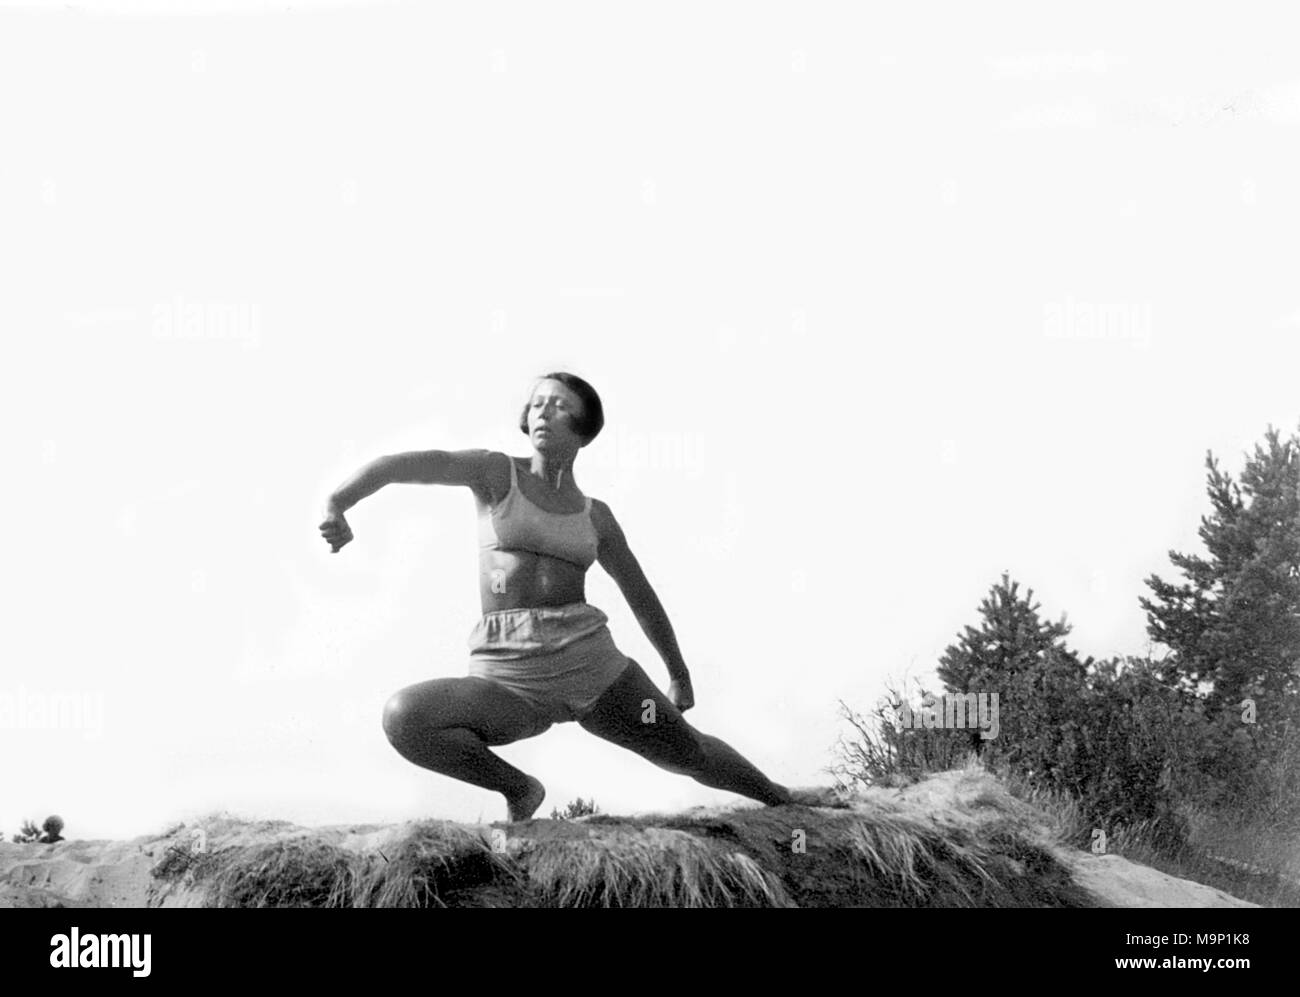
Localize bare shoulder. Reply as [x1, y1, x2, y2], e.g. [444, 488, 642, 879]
[479, 451, 515, 506]
[589, 498, 628, 549]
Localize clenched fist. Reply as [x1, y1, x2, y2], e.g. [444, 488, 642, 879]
[667, 674, 695, 712]
[318, 503, 353, 553]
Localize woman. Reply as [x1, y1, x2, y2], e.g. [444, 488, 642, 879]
[319, 372, 793, 821]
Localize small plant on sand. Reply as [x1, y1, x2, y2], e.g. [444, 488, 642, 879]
[12, 819, 42, 843]
[12, 817, 64, 844]
[12, 821, 38, 847]
[550, 797, 600, 821]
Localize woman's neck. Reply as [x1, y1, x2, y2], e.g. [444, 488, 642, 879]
[528, 454, 578, 492]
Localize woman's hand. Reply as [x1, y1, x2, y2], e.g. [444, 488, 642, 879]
[318, 503, 354, 553]
[667, 674, 695, 712]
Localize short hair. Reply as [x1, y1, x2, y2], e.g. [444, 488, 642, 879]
[518, 371, 605, 445]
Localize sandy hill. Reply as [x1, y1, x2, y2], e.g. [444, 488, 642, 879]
[1, 766, 1256, 908]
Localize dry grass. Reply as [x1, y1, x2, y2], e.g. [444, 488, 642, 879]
[519, 826, 793, 907]
[352, 821, 521, 908]
[202, 839, 362, 908]
[150, 779, 1101, 908]
[153, 820, 522, 908]
[991, 763, 1300, 908]
[993, 765, 1090, 848]
[1106, 807, 1300, 908]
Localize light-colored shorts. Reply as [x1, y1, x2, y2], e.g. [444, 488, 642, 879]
[466, 602, 633, 727]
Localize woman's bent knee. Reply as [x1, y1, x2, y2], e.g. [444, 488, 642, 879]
[382, 685, 436, 746]
[381, 690, 411, 745]
[381, 677, 544, 750]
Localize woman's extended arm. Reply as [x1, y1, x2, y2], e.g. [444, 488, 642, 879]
[329, 449, 495, 511]
[319, 457, 393, 552]
[320, 450, 497, 553]
[327, 456, 395, 513]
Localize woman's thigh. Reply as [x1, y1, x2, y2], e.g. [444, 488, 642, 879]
[578, 659, 706, 774]
[382, 676, 552, 747]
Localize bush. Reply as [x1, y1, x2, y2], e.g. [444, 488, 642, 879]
[549, 797, 600, 821]
[11, 815, 68, 844]
[12, 819, 43, 844]
[830, 677, 974, 790]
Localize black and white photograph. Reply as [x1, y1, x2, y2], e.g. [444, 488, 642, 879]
[1, 0, 1296, 947]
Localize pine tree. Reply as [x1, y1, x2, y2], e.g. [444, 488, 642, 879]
[1140, 424, 1300, 731]
[937, 573, 1090, 784]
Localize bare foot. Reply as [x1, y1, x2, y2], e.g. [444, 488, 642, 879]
[764, 784, 796, 806]
[505, 775, 546, 822]
[784, 785, 853, 808]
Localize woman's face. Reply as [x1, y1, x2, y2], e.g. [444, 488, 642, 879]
[527, 379, 585, 452]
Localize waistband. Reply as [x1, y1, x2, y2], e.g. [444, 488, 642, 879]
[467, 602, 610, 659]
[476, 600, 600, 619]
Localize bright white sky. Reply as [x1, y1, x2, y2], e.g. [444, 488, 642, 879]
[2, 1, 1297, 841]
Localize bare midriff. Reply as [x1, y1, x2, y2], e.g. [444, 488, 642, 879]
[478, 548, 587, 612]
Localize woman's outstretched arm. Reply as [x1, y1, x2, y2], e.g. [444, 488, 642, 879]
[320, 449, 497, 552]
[327, 456, 396, 513]
[318, 456, 393, 552]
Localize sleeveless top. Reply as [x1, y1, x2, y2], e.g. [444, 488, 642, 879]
[477, 454, 600, 569]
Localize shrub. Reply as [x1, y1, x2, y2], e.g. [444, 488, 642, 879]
[549, 797, 600, 821]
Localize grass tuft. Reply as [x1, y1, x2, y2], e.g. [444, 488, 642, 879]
[201, 839, 362, 908]
[353, 821, 521, 908]
[517, 826, 794, 908]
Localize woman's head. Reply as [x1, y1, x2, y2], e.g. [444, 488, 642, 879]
[519, 372, 604, 448]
